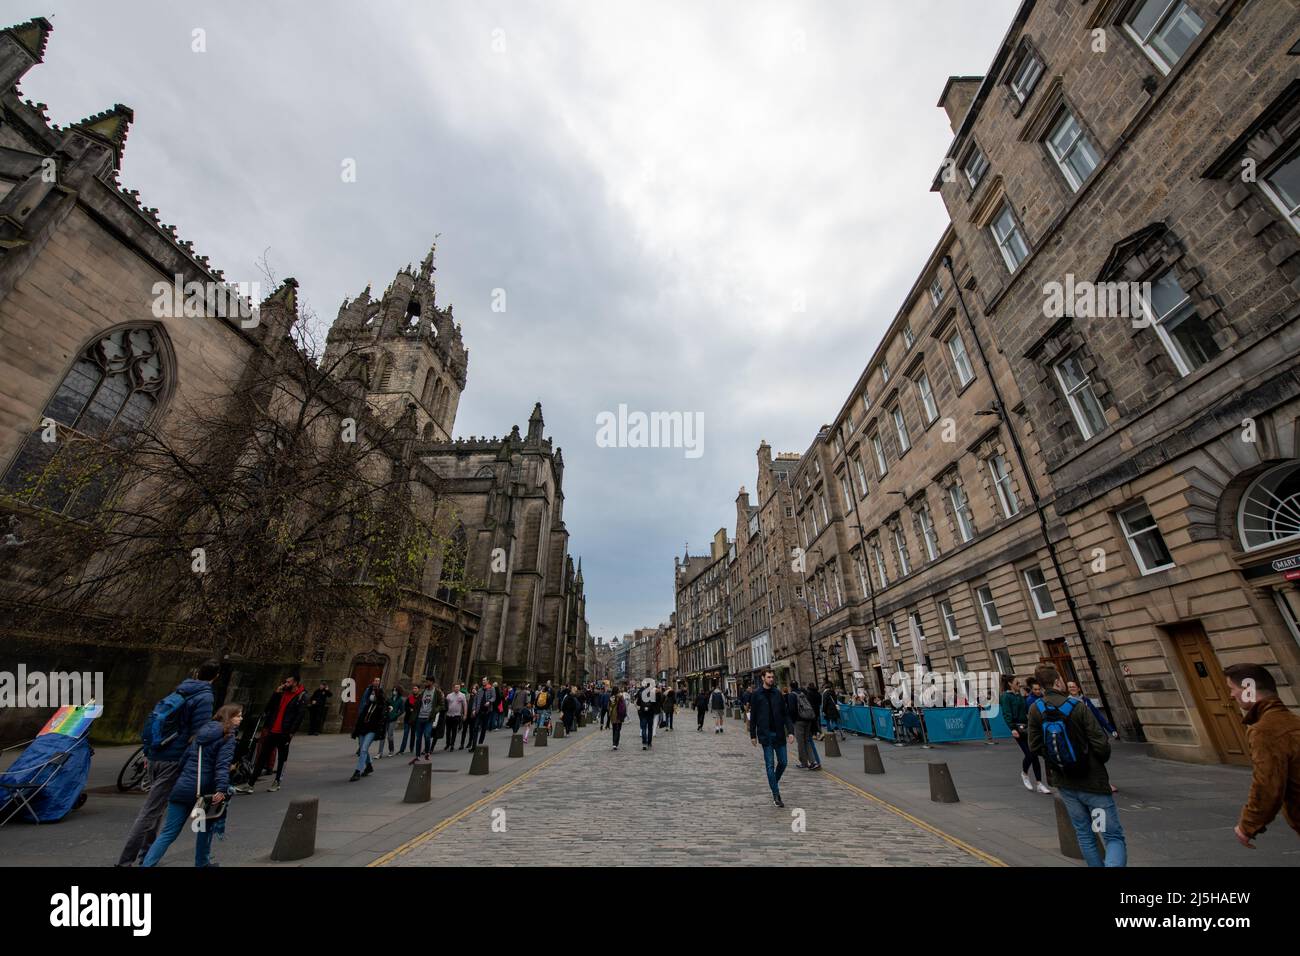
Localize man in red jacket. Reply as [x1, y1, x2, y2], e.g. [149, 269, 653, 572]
[236, 675, 306, 793]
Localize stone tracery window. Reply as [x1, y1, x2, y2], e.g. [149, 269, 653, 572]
[2, 325, 170, 515]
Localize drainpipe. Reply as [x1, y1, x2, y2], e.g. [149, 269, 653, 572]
[943, 255, 1116, 726]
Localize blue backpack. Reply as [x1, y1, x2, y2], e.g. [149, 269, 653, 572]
[1034, 697, 1088, 773]
[141, 688, 197, 758]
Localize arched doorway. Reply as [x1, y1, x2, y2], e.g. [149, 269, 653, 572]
[341, 651, 388, 729]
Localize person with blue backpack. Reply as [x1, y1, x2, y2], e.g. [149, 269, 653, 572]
[1028, 665, 1126, 867]
[115, 660, 219, 866]
[141, 703, 242, 867]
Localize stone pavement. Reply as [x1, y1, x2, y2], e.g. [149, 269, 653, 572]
[380, 713, 992, 866]
[0, 719, 585, 867]
[812, 726, 1300, 867]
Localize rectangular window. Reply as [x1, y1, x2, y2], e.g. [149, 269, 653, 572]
[892, 405, 911, 453]
[854, 456, 869, 496]
[840, 474, 853, 510]
[977, 585, 1001, 630]
[1141, 269, 1221, 375]
[820, 495, 830, 525]
[888, 620, 900, 647]
[915, 370, 939, 424]
[991, 202, 1030, 272]
[947, 331, 975, 387]
[903, 323, 916, 350]
[881, 357, 891, 383]
[962, 145, 988, 189]
[918, 505, 940, 561]
[862, 391, 872, 413]
[1118, 503, 1175, 574]
[939, 599, 959, 641]
[1024, 567, 1057, 618]
[909, 611, 926, 645]
[1125, 0, 1205, 74]
[929, 277, 945, 307]
[1262, 144, 1300, 234]
[1054, 352, 1108, 440]
[871, 539, 889, 589]
[854, 550, 869, 595]
[993, 647, 1013, 675]
[989, 454, 1020, 518]
[872, 433, 888, 477]
[1046, 109, 1100, 191]
[949, 483, 975, 542]
[1010, 51, 1044, 103]
[893, 526, 912, 576]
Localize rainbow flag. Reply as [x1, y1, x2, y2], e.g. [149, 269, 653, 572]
[38, 702, 100, 738]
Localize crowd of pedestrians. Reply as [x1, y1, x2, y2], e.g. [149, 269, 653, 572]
[107, 656, 1296, 867]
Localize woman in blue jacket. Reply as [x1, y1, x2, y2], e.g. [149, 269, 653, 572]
[142, 704, 242, 867]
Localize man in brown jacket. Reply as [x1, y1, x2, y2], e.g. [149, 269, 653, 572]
[1225, 662, 1300, 847]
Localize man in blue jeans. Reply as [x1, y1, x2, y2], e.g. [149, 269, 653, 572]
[749, 667, 796, 807]
[1028, 665, 1126, 867]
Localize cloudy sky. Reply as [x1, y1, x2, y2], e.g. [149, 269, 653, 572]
[24, 0, 1020, 640]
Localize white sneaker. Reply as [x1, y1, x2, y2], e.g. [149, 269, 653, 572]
[1035, 782, 1053, 794]
[234, 783, 254, 794]
[1020, 772, 1033, 791]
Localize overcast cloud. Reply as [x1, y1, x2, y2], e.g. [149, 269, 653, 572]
[23, 0, 1021, 639]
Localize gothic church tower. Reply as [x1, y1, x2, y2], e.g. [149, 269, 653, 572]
[322, 243, 468, 441]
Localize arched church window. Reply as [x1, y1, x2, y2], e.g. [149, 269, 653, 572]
[434, 385, 450, 424]
[422, 423, 435, 441]
[1239, 461, 1300, 552]
[1, 324, 170, 515]
[436, 524, 468, 603]
[421, 369, 437, 408]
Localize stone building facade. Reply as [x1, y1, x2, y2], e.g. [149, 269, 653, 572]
[726, 443, 808, 692]
[925, 0, 1300, 763]
[726, 0, 1299, 764]
[0, 17, 591, 741]
[674, 529, 731, 696]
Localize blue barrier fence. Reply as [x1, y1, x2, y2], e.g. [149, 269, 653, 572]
[832, 704, 1011, 742]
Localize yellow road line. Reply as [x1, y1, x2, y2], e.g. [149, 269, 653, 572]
[368, 730, 600, 866]
[820, 766, 1008, 867]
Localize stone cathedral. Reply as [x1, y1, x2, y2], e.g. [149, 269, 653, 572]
[0, 17, 591, 741]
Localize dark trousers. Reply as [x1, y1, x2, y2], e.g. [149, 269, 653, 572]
[639, 712, 654, 747]
[307, 708, 325, 735]
[697, 707, 706, 729]
[251, 732, 291, 783]
[612, 722, 622, 747]
[458, 716, 472, 748]
[444, 715, 463, 749]
[117, 758, 182, 865]
[599, 707, 609, 729]
[1014, 731, 1042, 780]
[471, 714, 489, 747]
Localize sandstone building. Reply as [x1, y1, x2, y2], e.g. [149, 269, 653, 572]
[0, 17, 591, 741]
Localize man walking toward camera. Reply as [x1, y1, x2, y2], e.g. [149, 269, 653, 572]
[750, 668, 796, 807]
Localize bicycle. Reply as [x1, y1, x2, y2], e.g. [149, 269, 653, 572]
[115, 745, 151, 793]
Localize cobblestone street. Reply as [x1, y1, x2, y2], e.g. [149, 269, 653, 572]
[380, 717, 992, 866]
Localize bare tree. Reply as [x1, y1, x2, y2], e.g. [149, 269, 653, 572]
[0, 312, 466, 664]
